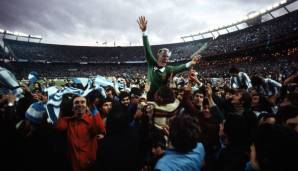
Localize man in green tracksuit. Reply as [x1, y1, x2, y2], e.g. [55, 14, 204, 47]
[137, 16, 200, 100]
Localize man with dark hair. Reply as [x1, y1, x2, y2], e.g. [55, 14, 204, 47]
[105, 86, 119, 102]
[150, 128, 167, 168]
[119, 91, 138, 122]
[229, 89, 253, 115]
[130, 87, 142, 105]
[97, 104, 142, 171]
[147, 86, 181, 130]
[217, 114, 253, 171]
[229, 67, 252, 90]
[276, 104, 298, 133]
[154, 113, 205, 171]
[119, 91, 130, 107]
[154, 86, 176, 106]
[183, 77, 224, 171]
[250, 124, 298, 171]
[192, 88, 206, 111]
[251, 75, 282, 97]
[137, 16, 200, 100]
[98, 97, 113, 121]
[85, 89, 105, 116]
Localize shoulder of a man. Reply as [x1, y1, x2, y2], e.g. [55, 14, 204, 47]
[155, 155, 173, 171]
[80, 113, 94, 124]
[193, 143, 205, 157]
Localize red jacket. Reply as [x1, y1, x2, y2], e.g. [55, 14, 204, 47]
[56, 112, 105, 171]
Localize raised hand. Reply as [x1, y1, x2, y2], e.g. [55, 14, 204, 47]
[206, 84, 213, 98]
[168, 72, 176, 89]
[137, 16, 147, 32]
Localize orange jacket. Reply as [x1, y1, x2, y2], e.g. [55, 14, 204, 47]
[56, 112, 105, 171]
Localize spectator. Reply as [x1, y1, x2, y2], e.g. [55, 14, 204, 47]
[229, 67, 252, 90]
[217, 114, 251, 171]
[154, 113, 205, 171]
[250, 124, 298, 171]
[96, 104, 143, 171]
[55, 96, 105, 171]
[251, 75, 282, 97]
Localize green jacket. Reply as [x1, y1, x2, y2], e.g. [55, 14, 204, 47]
[142, 35, 190, 91]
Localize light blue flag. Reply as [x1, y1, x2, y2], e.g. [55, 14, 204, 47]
[94, 75, 124, 88]
[73, 77, 89, 88]
[45, 79, 106, 123]
[0, 66, 24, 101]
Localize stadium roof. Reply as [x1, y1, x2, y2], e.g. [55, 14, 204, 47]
[181, 0, 298, 41]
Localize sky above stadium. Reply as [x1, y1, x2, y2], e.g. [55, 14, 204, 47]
[0, 0, 289, 46]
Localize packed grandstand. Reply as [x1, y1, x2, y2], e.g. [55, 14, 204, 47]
[0, 1, 298, 80]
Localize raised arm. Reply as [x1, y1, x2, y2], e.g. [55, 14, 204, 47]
[182, 69, 201, 115]
[90, 112, 106, 136]
[55, 115, 69, 131]
[137, 16, 156, 65]
[205, 85, 224, 122]
[168, 55, 200, 74]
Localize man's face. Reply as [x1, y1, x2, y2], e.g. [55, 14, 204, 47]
[33, 82, 40, 89]
[130, 95, 139, 105]
[101, 101, 112, 114]
[121, 96, 130, 107]
[152, 146, 164, 158]
[251, 95, 260, 107]
[202, 105, 211, 118]
[139, 98, 147, 104]
[214, 91, 221, 97]
[73, 96, 87, 117]
[193, 93, 204, 104]
[286, 115, 298, 133]
[259, 116, 276, 125]
[225, 92, 233, 100]
[157, 51, 169, 67]
[106, 90, 113, 99]
[231, 92, 242, 104]
[154, 93, 163, 105]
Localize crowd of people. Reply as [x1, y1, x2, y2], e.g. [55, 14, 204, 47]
[2, 36, 206, 63]
[2, 48, 298, 83]
[1, 54, 298, 171]
[1, 12, 298, 171]
[0, 47, 4, 56]
[2, 10, 298, 65]
[203, 10, 298, 56]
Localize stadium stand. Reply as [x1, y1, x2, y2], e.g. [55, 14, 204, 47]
[0, 46, 4, 58]
[3, 37, 209, 63]
[203, 10, 298, 57]
[1, 2, 298, 171]
[1, 5, 298, 79]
